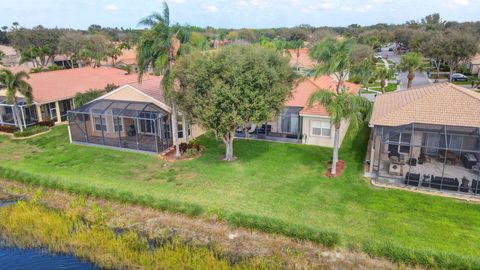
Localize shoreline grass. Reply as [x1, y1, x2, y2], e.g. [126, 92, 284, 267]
[0, 199, 278, 269]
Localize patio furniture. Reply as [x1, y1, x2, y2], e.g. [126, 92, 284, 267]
[460, 178, 470, 193]
[461, 153, 478, 169]
[127, 125, 136, 137]
[472, 163, 480, 174]
[389, 154, 406, 165]
[472, 180, 480, 194]
[405, 172, 420, 186]
[408, 158, 417, 166]
[438, 150, 459, 165]
[256, 124, 272, 135]
[432, 176, 459, 191]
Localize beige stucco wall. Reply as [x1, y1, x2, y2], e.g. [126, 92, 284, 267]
[301, 115, 350, 148]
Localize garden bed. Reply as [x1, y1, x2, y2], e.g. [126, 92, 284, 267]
[325, 160, 345, 177]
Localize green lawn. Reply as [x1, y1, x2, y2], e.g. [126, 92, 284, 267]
[1, 125, 480, 258]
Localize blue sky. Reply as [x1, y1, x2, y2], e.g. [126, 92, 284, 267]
[1, 0, 480, 29]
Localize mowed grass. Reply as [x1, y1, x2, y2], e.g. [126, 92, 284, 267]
[1, 125, 480, 257]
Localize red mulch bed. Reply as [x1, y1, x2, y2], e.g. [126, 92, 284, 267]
[325, 160, 345, 178]
[159, 146, 202, 162]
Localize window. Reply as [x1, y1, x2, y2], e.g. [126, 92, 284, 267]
[311, 120, 331, 137]
[93, 116, 107, 131]
[138, 112, 158, 134]
[388, 132, 411, 154]
[113, 117, 123, 132]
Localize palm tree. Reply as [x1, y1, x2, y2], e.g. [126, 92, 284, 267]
[375, 66, 393, 93]
[137, 2, 183, 158]
[308, 90, 371, 176]
[0, 69, 33, 132]
[310, 38, 357, 94]
[399, 52, 424, 89]
[351, 59, 375, 91]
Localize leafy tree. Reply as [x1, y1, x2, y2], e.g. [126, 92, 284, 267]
[375, 66, 393, 93]
[0, 51, 4, 65]
[310, 38, 357, 93]
[399, 52, 424, 89]
[73, 90, 103, 107]
[351, 59, 376, 91]
[58, 31, 85, 68]
[418, 31, 446, 82]
[441, 30, 478, 82]
[137, 2, 183, 158]
[0, 69, 33, 132]
[173, 45, 296, 161]
[106, 44, 123, 66]
[421, 13, 445, 31]
[308, 90, 371, 176]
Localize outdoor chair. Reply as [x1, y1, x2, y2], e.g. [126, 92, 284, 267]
[460, 178, 470, 193]
[472, 180, 480, 194]
[405, 172, 420, 186]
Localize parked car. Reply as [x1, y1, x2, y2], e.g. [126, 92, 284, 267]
[375, 54, 382, 60]
[449, 73, 469, 82]
[388, 47, 394, 52]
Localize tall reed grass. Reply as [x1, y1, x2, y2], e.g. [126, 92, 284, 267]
[0, 200, 276, 270]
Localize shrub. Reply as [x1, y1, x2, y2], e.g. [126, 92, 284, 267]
[185, 148, 198, 158]
[73, 90, 104, 107]
[13, 125, 49, 138]
[179, 142, 188, 153]
[37, 120, 55, 127]
[227, 212, 340, 248]
[0, 125, 18, 133]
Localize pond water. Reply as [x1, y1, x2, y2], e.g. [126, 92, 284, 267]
[0, 247, 98, 270]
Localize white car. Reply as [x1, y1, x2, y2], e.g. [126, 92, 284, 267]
[375, 54, 383, 60]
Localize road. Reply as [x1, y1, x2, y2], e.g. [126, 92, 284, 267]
[378, 47, 431, 90]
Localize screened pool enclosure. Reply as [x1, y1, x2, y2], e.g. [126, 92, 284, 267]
[68, 100, 172, 153]
[370, 123, 480, 196]
[0, 97, 37, 128]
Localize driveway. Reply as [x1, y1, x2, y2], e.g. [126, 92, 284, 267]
[378, 47, 431, 90]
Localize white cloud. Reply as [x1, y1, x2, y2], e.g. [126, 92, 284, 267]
[442, 0, 470, 7]
[104, 4, 119, 11]
[170, 0, 186, 3]
[205, 4, 218, 12]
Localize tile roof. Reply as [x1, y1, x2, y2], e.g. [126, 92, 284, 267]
[370, 83, 480, 127]
[287, 48, 316, 70]
[285, 76, 360, 116]
[0, 67, 153, 104]
[127, 77, 165, 103]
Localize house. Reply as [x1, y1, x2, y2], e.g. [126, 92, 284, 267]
[235, 76, 360, 148]
[287, 48, 316, 74]
[469, 54, 480, 75]
[0, 67, 152, 129]
[0, 45, 20, 66]
[67, 77, 205, 154]
[368, 83, 480, 195]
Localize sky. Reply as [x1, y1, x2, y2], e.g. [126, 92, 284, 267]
[1, 0, 480, 30]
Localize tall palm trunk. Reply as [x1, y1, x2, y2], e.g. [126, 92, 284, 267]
[380, 79, 386, 93]
[331, 125, 341, 176]
[171, 101, 180, 158]
[407, 71, 415, 89]
[13, 102, 24, 132]
[182, 114, 189, 142]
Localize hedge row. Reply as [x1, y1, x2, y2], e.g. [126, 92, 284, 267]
[0, 167, 203, 217]
[361, 241, 480, 270]
[13, 126, 49, 138]
[227, 212, 340, 248]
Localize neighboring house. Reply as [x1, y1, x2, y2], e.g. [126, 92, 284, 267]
[0, 45, 20, 66]
[235, 76, 360, 148]
[469, 54, 480, 75]
[0, 67, 151, 128]
[287, 48, 316, 74]
[368, 83, 480, 196]
[67, 77, 204, 154]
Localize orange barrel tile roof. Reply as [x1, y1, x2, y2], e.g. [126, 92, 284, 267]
[370, 83, 480, 127]
[285, 75, 360, 116]
[17, 67, 153, 104]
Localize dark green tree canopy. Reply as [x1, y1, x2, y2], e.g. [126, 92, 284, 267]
[174, 45, 296, 160]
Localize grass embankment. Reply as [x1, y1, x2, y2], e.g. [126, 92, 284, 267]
[0, 197, 276, 269]
[1, 126, 480, 268]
